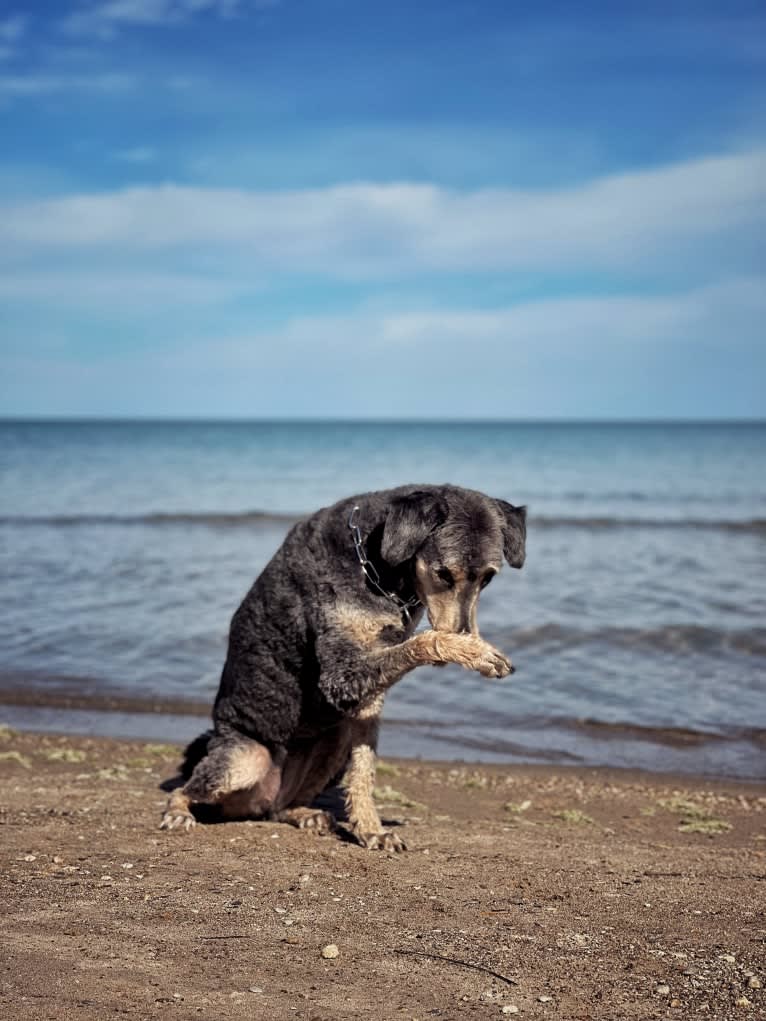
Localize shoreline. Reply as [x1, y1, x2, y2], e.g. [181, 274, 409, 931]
[1, 683, 765, 784]
[3, 712, 766, 793]
[1, 729, 764, 1020]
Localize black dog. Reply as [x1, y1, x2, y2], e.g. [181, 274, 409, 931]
[162, 484, 526, 850]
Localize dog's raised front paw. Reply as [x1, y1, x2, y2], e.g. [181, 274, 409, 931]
[354, 829, 407, 852]
[160, 809, 196, 832]
[471, 640, 513, 679]
[429, 633, 513, 679]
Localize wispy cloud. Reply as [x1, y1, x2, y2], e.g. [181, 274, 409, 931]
[178, 278, 764, 365]
[0, 14, 26, 42]
[0, 269, 254, 305]
[3, 278, 762, 419]
[2, 149, 764, 278]
[0, 13, 27, 61]
[112, 145, 156, 163]
[0, 72, 135, 97]
[61, 0, 275, 38]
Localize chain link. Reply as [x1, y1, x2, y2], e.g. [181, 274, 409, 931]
[348, 505, 421, 625]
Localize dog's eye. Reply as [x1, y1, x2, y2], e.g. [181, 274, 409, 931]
[480, 570, 496, 589]
[435, 567, 454, 587]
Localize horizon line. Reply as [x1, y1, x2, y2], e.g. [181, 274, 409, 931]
[0, 416, 764, 427]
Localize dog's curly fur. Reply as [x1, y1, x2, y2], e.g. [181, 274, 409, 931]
[161, 484, 526, 849]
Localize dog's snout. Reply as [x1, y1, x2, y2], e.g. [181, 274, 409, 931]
[426, 603, 477, 634]
[457, 608, 474, 635]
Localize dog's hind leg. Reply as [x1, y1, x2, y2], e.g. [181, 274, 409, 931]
[160, 737, 277, 831]
[269, 729, 353, 836]
[161, 786, 198, 832]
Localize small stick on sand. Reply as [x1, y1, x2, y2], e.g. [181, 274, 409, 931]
[394, 948, 518, 986]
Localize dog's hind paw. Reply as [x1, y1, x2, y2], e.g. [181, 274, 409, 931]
[160, 809, 196, 832]
[275, 807, 336, 835]
[355, 829, 407, 853]
[296, 809, 336, 835]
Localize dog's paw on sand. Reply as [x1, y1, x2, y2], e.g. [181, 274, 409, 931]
[276, 807, 337, 835]
[354, 829, 407, 852]
[298, 811, 335, 834]
[160, 810, 196, 832]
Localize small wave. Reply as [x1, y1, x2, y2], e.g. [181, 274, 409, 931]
[507, 623, 766, 656]
[533, 516, 766, 534]
[569, 717, 765, 747]
[386, 712, 766, 750]
[0, 510, 302, 528]
[1, 510, 763, 534]
[0, 676, 212, 717]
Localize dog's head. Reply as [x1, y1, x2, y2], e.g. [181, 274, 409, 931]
[380, 488, 526, 634]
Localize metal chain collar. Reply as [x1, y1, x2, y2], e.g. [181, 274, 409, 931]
[348, 505, 421, 625]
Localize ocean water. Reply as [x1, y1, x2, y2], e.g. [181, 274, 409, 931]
[1, 420, 764, 777]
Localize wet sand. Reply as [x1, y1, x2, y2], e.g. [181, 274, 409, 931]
[1, 728, 765, 1020]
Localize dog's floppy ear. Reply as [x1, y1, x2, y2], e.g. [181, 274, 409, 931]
[495, 499, 527, 568]
[380, 490, 448, 566]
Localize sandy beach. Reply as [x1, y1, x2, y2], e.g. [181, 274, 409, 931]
[1, 727, 764, 1020]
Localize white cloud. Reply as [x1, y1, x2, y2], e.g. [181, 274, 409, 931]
[0, 14, 27, 61]
[188, 277, 765, 361]
[1, 149, 764, 277]
[3, 277, 762, 418]
[147, 274, 765, 420]
[0, 72, 135, 96]
[112, 145, 156, 163]
[0, 14, 26, 42]
[61, 0, 274, 37]
[0, 269, 255, 305]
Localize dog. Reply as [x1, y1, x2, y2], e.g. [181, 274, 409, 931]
[161, 484, 526, 850]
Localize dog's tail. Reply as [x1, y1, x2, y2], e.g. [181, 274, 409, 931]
[179, 729, 214, 780]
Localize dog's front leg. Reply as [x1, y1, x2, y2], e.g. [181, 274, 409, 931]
[322, 610, 513, 714]
[342, 704, 405, 852]
[320, 628, 512, 717]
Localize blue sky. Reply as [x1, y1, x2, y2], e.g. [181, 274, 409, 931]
[1, 0, 764, 418]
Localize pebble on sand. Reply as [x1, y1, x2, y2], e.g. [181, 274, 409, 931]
[321, 944, 339, 959]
